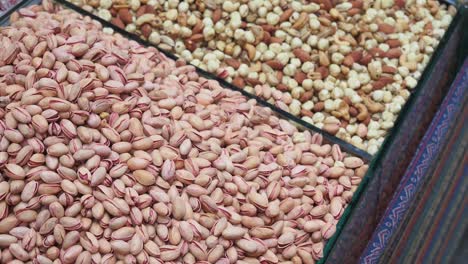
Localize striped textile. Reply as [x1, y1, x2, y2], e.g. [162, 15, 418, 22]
[326, 9, 466, 262]
[360, 59, 468, 263]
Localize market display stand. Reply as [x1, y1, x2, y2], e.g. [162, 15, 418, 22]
[361, 57, 467, 264]
[0, 1, 465, 263]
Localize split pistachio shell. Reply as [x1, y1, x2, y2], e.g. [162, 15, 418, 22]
[132, 170, 156, 186]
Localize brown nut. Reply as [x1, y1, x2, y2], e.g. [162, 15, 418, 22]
[378, 23, 395, 34]
[118, 8, 133, 25]
[293, 48, 311, 63]
[331, 101, 350, 121]
[111, 17, 125, 29]
[265, 60, 284, 70]
[225, 58, 240, 69]
[279, 8, 294, 22]
[355, 103, 369, 121]
[292, 12, 308, 30]
[232, 77, 245, 88]
[244, 43, 256, 61]
[363, 96, 384, 113]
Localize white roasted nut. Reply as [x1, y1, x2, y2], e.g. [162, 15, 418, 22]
[76, 0, 454, 153]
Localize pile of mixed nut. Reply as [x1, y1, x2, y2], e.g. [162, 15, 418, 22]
[71, 0, 456, 154]
[0, 1, 368, 263]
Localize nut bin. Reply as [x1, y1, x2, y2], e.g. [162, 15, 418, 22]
[69, 0, 456, 154]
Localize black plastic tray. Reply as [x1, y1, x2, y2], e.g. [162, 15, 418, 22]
[44, 2, 461, 263]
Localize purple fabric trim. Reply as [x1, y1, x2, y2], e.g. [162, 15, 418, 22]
[359, 59, 468, 264]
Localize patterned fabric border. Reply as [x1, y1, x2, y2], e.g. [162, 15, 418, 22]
[359, 59, 468, 264]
